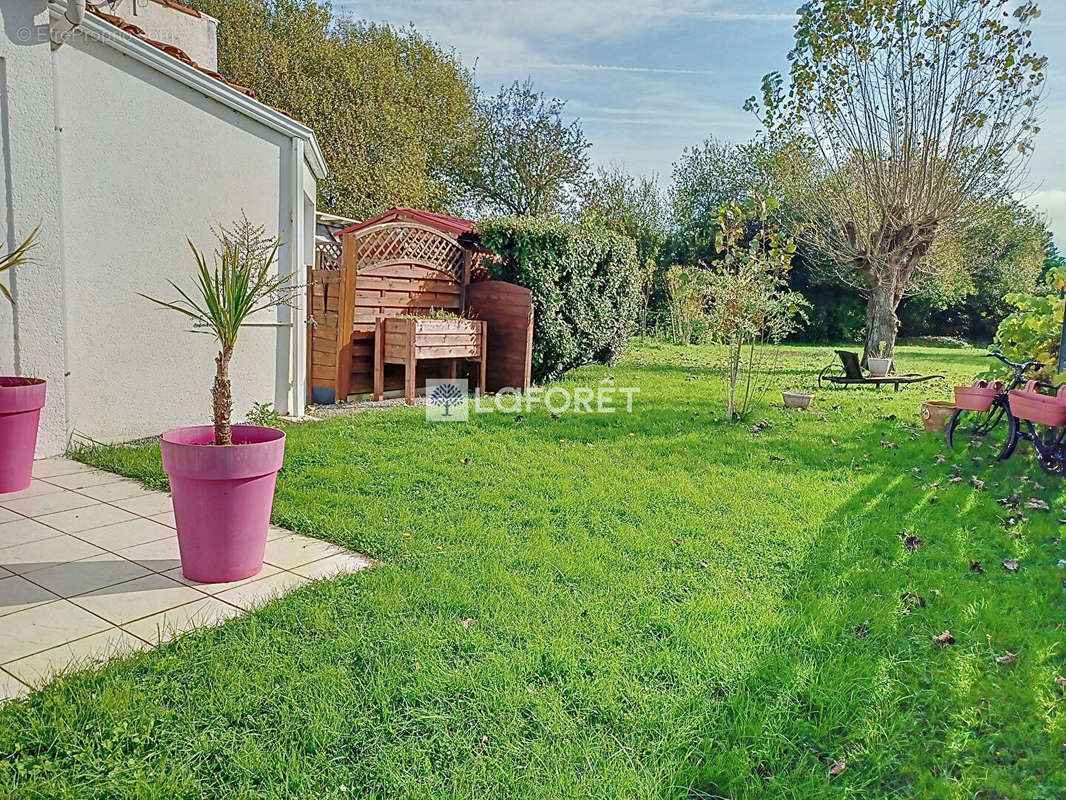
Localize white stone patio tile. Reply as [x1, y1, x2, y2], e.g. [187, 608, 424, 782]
[264, 534, 347, 570]
[75, 480, 157, 503]
[122, 597, 243, 645]
[0, 518, 63, 551]
[45, 470, 127, 491]
[0, 566, 12, 578]
[0, 600, 113, 662]
[0, 508, 22, 525]
[0, 576, 61, 617]
[69, 573, 206, 625]
[292, 553, 374, 580]
[115, 536, 181, 572]
[213, 571, 309, 611]
[0, 668, 29, 702]
[75, 518, 174, 553]
[267, 525, 290, 541]
[110, 494, 173, 518]
[0, 479, 69, 501]
[0, 535, 106, 575]
[4, 627, 149, 688]
[35, 503, 138, 535]
[31, 458, 97, 479]
[149, 511, 176, 528]
[163, 563, 282, 594]
[28, 554, 151, 598]
[0, 490, 98, 518]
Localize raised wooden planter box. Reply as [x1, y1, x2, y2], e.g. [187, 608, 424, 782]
[373, 317, 487, 404]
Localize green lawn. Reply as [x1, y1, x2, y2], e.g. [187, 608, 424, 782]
[3, 343, 1065, 799]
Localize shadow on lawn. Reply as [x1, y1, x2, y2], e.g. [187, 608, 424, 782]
[669, 440, 1061, 799]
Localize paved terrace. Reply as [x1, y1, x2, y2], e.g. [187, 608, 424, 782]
[0, 458, 373, 701]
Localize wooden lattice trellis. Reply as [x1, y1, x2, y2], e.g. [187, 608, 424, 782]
[353, 222, 465, 279]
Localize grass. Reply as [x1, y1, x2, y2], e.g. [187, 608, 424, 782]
[2, 343, 1065, 799]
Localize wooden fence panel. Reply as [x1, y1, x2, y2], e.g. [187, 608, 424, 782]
[465, 281, 533, 392]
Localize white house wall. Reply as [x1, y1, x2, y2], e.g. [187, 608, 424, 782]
[53, 30, 299, 445]
[0, 2, 71, 456]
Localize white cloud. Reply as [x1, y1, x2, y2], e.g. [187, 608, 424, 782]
[1025, 189, 1066, 246]
[530, 63, 717, 76]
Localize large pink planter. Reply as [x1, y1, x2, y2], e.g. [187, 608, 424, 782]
[0, 378, 46, 494]
[1008, 381, 1066, 427]
[160, 425, 285, 583]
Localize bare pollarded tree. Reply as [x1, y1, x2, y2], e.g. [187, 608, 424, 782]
[747, 0, 1046, 361]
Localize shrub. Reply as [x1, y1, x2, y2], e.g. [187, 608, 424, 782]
[987, 266, 1066, 383]
[477, 215, 641, 382]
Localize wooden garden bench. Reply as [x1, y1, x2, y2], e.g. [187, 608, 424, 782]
[818, 349, 943, 391]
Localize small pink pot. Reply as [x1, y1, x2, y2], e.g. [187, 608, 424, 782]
[160, 425, 285, 583]
[954, 380, 1001, 412]
[0, 377, 46, 494]
[1008, 382, 1066, 427]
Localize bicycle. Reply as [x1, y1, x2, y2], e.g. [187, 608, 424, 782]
[1004, 379, 1066, 475]
[944, 349, 1043, 460]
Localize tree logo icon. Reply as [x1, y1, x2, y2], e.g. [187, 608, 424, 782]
[426, 379, 469, 421]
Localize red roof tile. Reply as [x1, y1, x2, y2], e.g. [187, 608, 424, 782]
[336, 208, 475, 238]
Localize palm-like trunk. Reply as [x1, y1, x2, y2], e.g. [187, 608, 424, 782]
[212, 345, 234, 446]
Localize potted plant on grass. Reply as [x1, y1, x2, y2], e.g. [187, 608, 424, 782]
[0, 228, 44, 494]
[867, 340, 893, 377]
[142, 219, 292, 582]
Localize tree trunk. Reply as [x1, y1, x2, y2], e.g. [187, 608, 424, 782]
[862, 280, 900, 365]
[213, 345, 234, 446]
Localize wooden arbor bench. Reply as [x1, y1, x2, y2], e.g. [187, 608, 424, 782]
[818, 349, 944, 391]
[373, 317, 487, 404]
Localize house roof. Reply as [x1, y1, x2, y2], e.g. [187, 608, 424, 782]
[86, 3, 257, 99]
[59, 0, 327, 178]
[336, 208, 475, 238]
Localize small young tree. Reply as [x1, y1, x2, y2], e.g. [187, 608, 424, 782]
[707, 194, 808, 420]
[142, 218, 290, 446]
[747, 0, 1046, 362]
[458, 79, 591, 217]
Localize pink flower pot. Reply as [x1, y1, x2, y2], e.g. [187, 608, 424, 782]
[1008, 381, 1066, 427]
[954, 380, 1001, 412]
[160, 424, 285, 583]
[0, 378, 46, 494]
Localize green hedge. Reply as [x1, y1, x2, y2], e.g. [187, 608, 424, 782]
[477, 216, 641, 382]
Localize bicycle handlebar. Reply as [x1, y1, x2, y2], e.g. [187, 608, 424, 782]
[985, 349, 1043, 372]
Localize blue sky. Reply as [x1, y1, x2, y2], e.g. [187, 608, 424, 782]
[340, 0, 1066, 245]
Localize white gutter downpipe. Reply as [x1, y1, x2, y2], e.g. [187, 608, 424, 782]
[50, 0, 85, 47]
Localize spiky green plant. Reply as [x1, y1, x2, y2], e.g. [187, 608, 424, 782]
[142, 219, 290, 445]
[0, 227, 40, 305]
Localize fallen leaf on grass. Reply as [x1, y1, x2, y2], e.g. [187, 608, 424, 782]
[970, 561, 984, 573]
[949, 476, 963, 485]
[901, 533, 925, 551]
[995, 651, 1018, 666]
[1058, 559, 1066, 569]
[933, 630, 955, 646]
[879, 440, 899, 449]
[1003, 559, 1019, 573]
[1025, 498, 1050, 511]
[998, 494, 1021, 509]
[698, 561, 709, 569]
[460, 618, 477, 630]
[461, 457, 471, 465]
[1055, 677, 1066, 690]
[829, 757, 847, 777]
[970, 477, 985, 490]
[935, 454, 947, 464]
[769, 454, 784, 461]
[854, 622, 870, 638]
[901, 592, 926, 609]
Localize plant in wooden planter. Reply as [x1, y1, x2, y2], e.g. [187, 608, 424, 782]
[374, 316, 487, 404]
[142, 218, 293, 582]
[0, 227, 45, 494]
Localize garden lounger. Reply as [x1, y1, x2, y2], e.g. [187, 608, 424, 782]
[818, 350, 944, 392]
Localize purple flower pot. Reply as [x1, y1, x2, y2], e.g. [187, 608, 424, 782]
[0, 378, 46, 494]
[160, 424, 285, 583]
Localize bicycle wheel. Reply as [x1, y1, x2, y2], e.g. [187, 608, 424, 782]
[945, 404, 1014, 460]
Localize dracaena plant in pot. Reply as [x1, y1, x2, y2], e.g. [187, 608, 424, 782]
[143, 218, 292, 583]
[0, 228, 45, 494]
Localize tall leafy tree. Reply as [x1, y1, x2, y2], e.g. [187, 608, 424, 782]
[747, 0, 1047, 361]
[582, 166, 668, 333]
[186, 0, 478, 219]
[458, 79, 591, 216]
